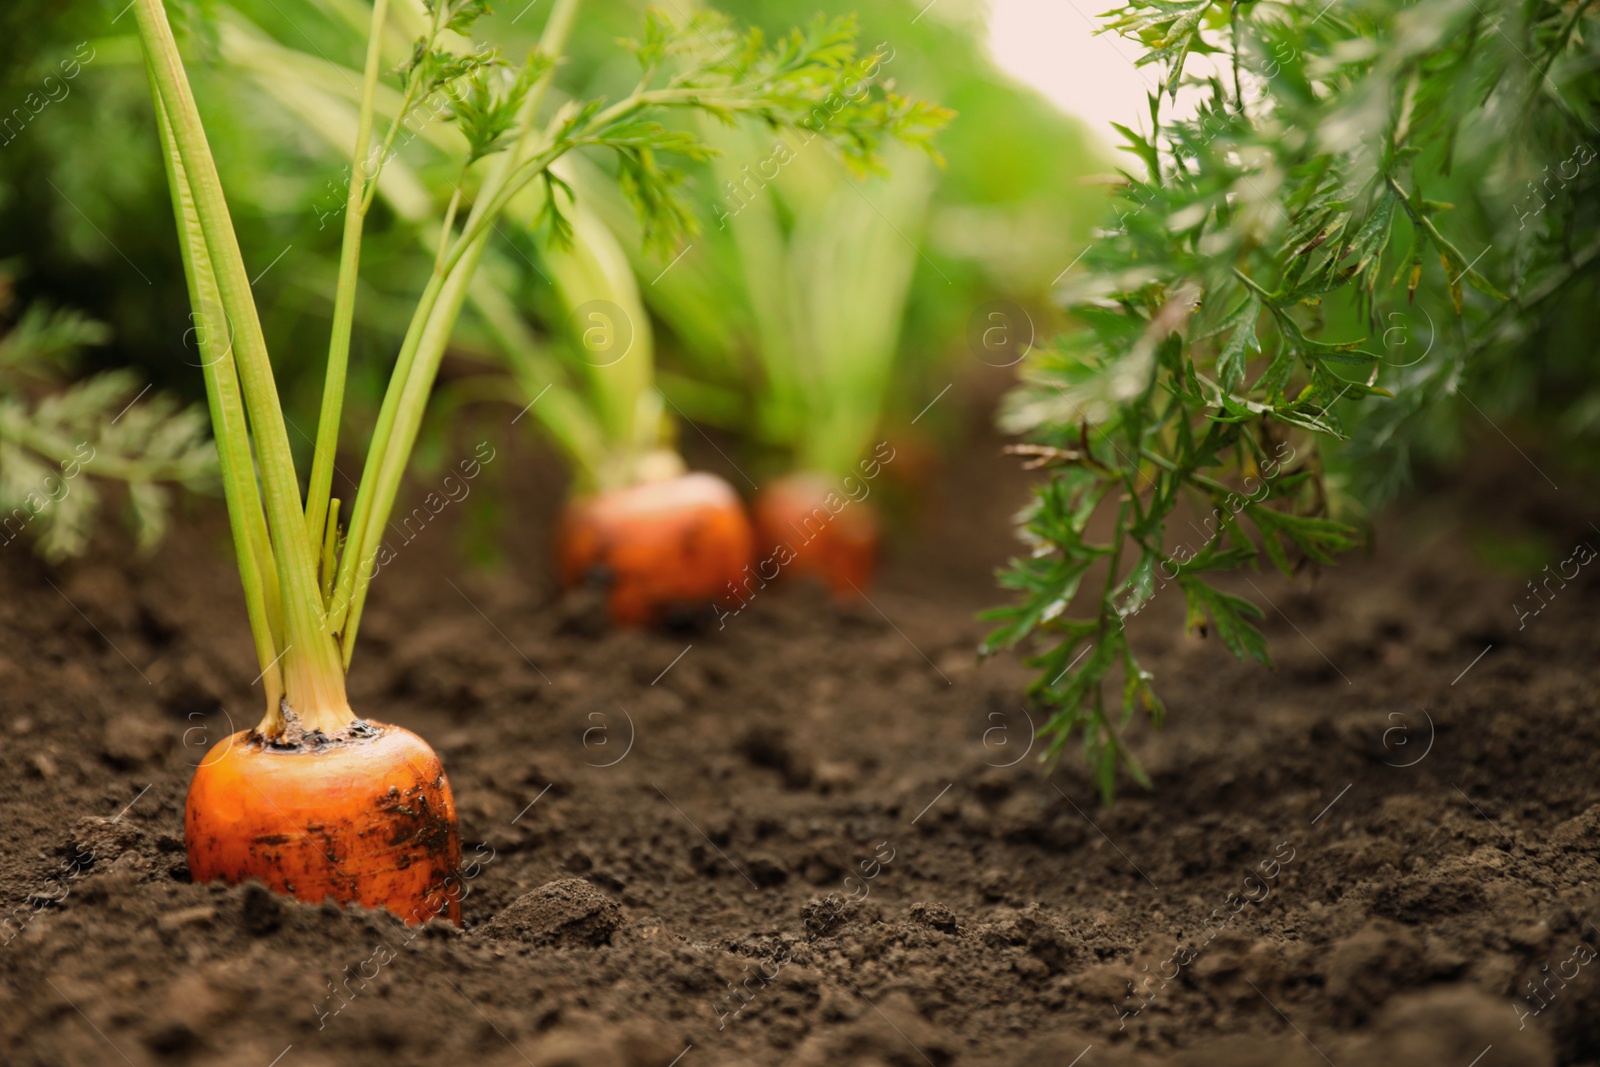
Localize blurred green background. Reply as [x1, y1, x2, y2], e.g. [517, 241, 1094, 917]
[0, 0, 1107, 494]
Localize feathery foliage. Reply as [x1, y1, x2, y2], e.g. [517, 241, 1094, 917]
[0, 302, 214, 560]
[986, 0, 1600, 799]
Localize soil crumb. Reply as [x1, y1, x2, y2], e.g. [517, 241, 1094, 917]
[481, 877, 623, 946]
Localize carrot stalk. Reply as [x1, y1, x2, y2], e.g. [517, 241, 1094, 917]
[148, 80, 283, 716]
[137, 0, 349, 732]
[320, 498, 341, 606]
[330, 0, 581, 663]
[303, 0, 390, 553]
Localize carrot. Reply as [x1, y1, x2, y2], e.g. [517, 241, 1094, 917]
[186, 721, 461, 924]
[753, 472, 879, 597]
[558, 471, 753, 626]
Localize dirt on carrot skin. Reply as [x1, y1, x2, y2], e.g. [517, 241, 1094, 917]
[0, 425, 1597, 1067]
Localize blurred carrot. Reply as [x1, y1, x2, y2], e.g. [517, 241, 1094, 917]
[753, 472, 879, 597]
[558, 471, 753, 626]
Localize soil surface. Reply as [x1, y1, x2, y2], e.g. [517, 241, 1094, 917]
[2, 419, 1598, 1067]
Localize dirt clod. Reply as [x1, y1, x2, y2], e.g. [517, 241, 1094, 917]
[71, 814, 143, 868]
[481, 878, 623, 946]
[102, 711, 170, 767]
[908, 901, 960, 934]
[738, 725, 813, 789]
[239, 880, 283, 935]
[1326, 919, 1429, 1023]
[1353, 987, 1555, 1066]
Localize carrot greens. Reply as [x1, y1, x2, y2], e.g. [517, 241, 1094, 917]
[0, 303, 215, 560]
[987, 0, 1600, 799]
[131, 0, 943, 726]
[643, 121, 942, 480]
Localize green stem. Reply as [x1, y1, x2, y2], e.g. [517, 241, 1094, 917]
[305, 0, 391, 554]
[356, 0, 447, 216]
[1139, 446, 1243, 499]
[1231, 265, 1275, 301]
[1230, 3, 1244, 114]
[150, 76, 284, 719]
[221, 24, 611, 490]
[325, 267, 450, 633]
[468, 283, 607, 487]
[330, 0, 582, 659]
[1097, 496, 1130, 628]
[136, 0, 350, 732]
[434, 180, 464, 274]
[427, 82, 813, 300]
[358, 84, 422, 215]
[321, 497, 341, 605]
[356, 78, 426, 216]
[433, 143, 565, 281]
[434, 86, 716, 278]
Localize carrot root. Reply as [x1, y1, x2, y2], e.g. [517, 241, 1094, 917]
[557, 471, 753, 626]
[185, 720, 462, 925]
[753, 472, 880, 597]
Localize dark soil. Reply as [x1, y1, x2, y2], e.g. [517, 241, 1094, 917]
[2, 422, 1598, 1067]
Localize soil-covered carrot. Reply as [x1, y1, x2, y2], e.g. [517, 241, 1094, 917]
[186, 722, 461, 923]
[558, 471, 753, 626]
[752, 471, 879, 597]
